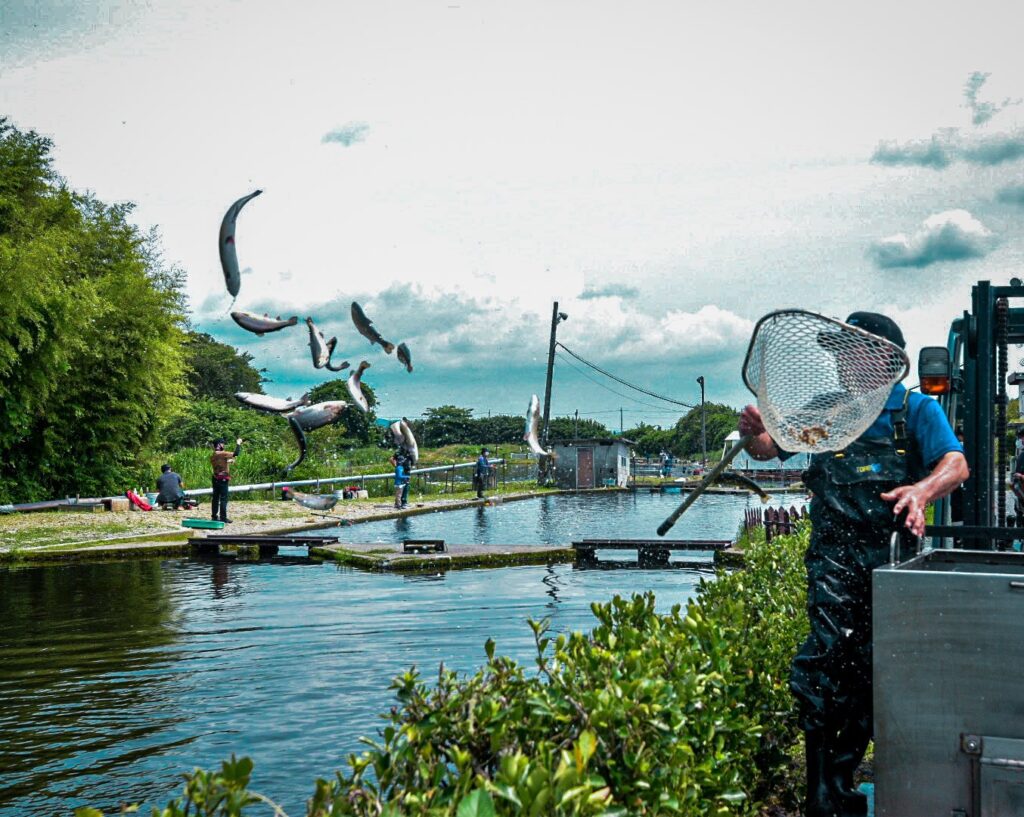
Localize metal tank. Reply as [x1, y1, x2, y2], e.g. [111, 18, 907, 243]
[873, 549, 1024, 817]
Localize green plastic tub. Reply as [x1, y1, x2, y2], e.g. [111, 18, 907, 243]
[181, 518, 225, 530]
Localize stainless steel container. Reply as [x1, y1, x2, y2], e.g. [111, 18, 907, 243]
[873, 549, 1024, 817]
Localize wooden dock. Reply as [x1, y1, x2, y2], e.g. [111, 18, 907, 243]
[189, 534, 339, 557]
[186, 535, 738, 571]
[572, 538, 732, 567]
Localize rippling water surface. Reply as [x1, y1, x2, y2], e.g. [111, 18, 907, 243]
[0, 491, 791, 815]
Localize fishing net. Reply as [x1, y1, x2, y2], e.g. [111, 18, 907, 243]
[742, 309, 910, 453]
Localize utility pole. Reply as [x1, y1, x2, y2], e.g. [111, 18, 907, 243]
[541, 302, 568, 446]
[574, 409, 579, 439]
[620, 407, 624, 435]
[697, 376, 706, 467]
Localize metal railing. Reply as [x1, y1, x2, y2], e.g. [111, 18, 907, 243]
[180, 459, 512, 497]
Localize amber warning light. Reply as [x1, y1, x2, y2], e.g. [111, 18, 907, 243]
[918, 347, 951, 395]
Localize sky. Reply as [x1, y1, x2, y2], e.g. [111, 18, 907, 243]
[3, 0, 1024, 429]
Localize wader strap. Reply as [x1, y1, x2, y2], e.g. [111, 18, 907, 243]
[891, 389, 911, 446]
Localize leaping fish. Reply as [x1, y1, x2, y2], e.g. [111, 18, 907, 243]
[235, 392, 311, 413]
[351, 302, 395, 354]
[218, 189, 262, 299]
[288, 400, 348, 432]
[346, 361, 372, 413]
[284, 414, 307, 475]
[524, 394, 546, 456]
[281, 487, 339, 511]
[305, 318, 337, 369]
[230, 311, 298, 336]
[399, 417, 419, 465]
[388, 419, 404, 447]
[396, 342, 413, 373]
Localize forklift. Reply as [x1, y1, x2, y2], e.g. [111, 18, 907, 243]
[922, 278, 1024, 550]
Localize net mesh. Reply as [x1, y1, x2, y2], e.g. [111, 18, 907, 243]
[742, 309, 910, 453]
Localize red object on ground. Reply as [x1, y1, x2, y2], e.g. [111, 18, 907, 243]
[125, 489, 153, 511]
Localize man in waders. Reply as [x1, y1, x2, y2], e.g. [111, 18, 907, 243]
[738, 312, 967, 817]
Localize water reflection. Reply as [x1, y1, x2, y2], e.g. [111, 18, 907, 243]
[0, 561, 185, 811]
[0, 492, 781, 816]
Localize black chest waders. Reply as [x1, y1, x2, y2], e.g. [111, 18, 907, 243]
[794, 394, 923, 817]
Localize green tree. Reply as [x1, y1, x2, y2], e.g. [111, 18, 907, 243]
[623, 422, 675, 457]
[162, 398, 285, 451]
[547, 415, 612, 440]
[473, 414, 525, 445]
[417, 405, 475, 447]
[0, 118, 187, 500]
[308, 378, 378, 444]
[667, 402, 739, 460]
[184, 331, 265, 400]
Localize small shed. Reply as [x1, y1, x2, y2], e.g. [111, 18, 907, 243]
[549, 438, 633, 489]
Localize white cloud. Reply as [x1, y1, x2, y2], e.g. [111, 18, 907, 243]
[868, 210, 995, 269]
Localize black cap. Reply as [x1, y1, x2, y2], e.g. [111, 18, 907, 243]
[844, 312, 905, 349]
[214, 437, 225, 447]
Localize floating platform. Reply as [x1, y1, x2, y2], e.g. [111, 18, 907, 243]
[573, 538, 732, 567]
[189, 534, 339, 557]
[314, 541, 575, 571]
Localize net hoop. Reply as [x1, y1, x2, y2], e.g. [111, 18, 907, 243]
[740, 309, 910, 453]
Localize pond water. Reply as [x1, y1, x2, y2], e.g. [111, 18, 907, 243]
[320, 489, 786, 548]
[0, 491, 798, 815]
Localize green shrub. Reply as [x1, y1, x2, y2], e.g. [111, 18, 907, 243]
[82, 525, 811, 816]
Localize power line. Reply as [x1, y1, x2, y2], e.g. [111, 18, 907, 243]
[554, 351, 680, 411]
[556, 342, 695, 409]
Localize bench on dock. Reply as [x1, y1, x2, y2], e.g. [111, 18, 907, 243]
[188, 534, 339, 555]
[402, 539, 446, 554]
[572, 538, 731, 567]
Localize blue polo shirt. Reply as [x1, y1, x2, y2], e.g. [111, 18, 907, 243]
[862, 383, 962, 469]
[780, 384, 962, 469]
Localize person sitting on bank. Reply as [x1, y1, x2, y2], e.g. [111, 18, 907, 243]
[211, 437, 242, 523]
[155, 463, 186, 510]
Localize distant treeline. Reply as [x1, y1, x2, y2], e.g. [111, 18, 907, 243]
[406, 404, 740, 461]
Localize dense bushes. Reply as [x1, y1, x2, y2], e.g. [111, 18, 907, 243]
[0, 118, 187, 503]
[81, 525, 810, 816]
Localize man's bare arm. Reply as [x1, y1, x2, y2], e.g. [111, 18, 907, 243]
[880, 451, 970, 537]
[738, 405, 780, 461]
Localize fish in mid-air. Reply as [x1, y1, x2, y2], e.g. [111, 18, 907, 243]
[351, 302, 395, 354]
[230, 311, 298, 336]
[305, 318, 337, 369]
[281, 487, 339, 511]
[399, 417, 419, 465]
[234, 392, 310, 413]
[288, 400, 348, 432]
[396, 342, 413, 373]
[218, 189, 262, 298]
[346, 361, 372, 413]
[524, 394, 546, 456]
[388, 419, 404, 447]
[284, 414, 307, 475]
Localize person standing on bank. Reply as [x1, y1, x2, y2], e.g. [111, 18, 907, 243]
[211, 437, 242, 523]
[391, 454, 409, 510]
[474, 447, 490, 500]
[738, 312, 967, 817]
